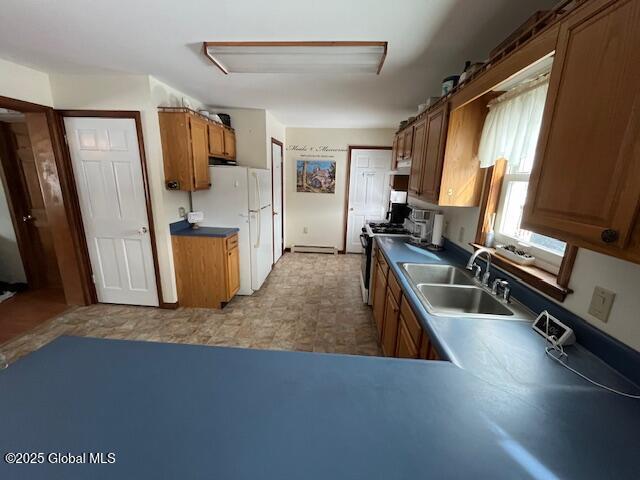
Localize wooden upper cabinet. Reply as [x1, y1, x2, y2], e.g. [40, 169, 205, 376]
[159, 111, 210, 191]
[420, 103, 449, 203]
[438, 96, 489, 207]
[391, 135, 400, 168]
[189, 116, 211, 191]
[408, 118, 427, 196]
[402, 127, 414, 161]
[523, 0, 640, 261]
[208, 123, 225, 157]
[223, 128, 236, 159]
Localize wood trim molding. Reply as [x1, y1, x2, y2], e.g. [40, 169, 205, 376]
[160, 301, 179, 310]
[475, 158, 507, 245]
[343, 146, 392, 253]
[270, 137, 284, 264]
[202, 41, 388, 75]
[557, 244, 578, 289]
[57, 109, 166, 307]
[471, 243, 572, 302]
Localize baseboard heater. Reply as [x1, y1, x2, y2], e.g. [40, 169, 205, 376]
[290, 245, 338, 255]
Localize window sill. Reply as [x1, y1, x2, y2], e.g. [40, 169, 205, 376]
[470, 243, 572, 302]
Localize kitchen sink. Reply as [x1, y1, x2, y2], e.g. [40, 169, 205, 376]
[402, 263, 476, 286]
[416, 284, 514, 317]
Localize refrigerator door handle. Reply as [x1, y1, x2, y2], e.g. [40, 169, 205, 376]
[255, 209, 261, 248]
[253, 171, 261, 210]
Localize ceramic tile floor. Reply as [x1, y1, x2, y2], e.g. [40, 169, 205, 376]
[0, 253, 381, 365]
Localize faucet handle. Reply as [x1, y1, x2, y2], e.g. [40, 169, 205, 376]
[468, 263, 482, 279]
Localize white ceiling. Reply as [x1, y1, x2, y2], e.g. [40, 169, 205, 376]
[0, 0, 557, 128]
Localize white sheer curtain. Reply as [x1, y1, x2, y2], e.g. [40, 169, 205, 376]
[478, 76, 549, 171]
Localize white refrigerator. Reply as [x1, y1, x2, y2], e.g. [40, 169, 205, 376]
[192, 166, 273, 295]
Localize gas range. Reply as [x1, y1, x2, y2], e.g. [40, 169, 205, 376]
[363, 221, 411, 237]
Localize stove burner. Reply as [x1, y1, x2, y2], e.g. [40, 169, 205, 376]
[366, 222, 410, 235]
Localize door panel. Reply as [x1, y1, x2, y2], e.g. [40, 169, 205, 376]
[271, 141, 284, 263]
[408, 119, 426, 195]
[65, 117, 158, 306]
[523, 0, 640, 251]
[345, 149, 392, 253]
[420, 105, 448, 203]
[189, 117, 210, 190]
[208, 124, 225, 157]
[2, 122, 61, 288]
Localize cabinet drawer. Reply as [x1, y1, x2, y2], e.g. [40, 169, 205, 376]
[387, 270, 402, 304]
[400, 299, 422, 346]
[377, 251, 389, 277]
[226, 234, 239, 251]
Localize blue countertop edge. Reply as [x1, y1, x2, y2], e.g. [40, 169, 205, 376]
[375, 236, 640, 388]
[169, 219, 239, 238]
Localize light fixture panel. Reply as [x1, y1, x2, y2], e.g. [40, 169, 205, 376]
[203, 42, 387, 75]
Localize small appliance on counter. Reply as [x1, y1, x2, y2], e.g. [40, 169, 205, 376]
[404, 206, 444, 250]
[187, 211, 204, 229]
[387, 190, 410, 224]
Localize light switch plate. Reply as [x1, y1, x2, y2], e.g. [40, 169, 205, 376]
[588, 286, 615, 323]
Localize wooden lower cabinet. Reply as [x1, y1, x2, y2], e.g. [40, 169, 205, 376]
[172, 233, 240, 308]
[372, 264, 387, 339]
[381, 290, 400, 356]
[396, 318, 419, 359]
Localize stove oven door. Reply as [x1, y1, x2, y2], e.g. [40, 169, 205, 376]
[360, 232, 373, 303]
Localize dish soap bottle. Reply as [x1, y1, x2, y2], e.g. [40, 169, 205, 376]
[485, 212, 496, 248]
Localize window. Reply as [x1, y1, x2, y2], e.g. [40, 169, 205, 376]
[478, 74, 566, 275]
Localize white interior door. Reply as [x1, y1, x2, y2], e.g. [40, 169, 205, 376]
[64, 117, 159, 306]
[345, 149, 392, 253]
[271, 140, 283, 264]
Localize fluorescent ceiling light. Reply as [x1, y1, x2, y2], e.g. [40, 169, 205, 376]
[203, 41, 388, 75]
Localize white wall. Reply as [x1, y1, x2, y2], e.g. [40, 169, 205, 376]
[214, 108, 267, 169]
[415, 194, 640, 352]
[49, 73, 208, 304]
[0, 58, 53, 107]
[0, 176, 26, 283]
[285, 128, 394, 250]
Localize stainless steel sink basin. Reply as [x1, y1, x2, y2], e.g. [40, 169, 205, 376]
[416, 284, 514, 317]
[402, 263, 475, 286]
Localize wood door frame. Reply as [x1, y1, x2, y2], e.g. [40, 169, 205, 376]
[342, 146, 392, 254]
[270, 137, 284, 264]
[58, 110, 166, 307]
[0, 95, 93, 305]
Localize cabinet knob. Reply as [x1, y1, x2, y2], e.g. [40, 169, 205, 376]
[601, 229, 618, 243]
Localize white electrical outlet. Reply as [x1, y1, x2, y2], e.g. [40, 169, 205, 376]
[458, 226, 465, 243]
[588, 286, 615, 323]
[303, 226, 308, 234]
[178, 207, 186, 218]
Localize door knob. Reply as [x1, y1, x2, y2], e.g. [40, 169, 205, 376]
[138, 226, 149, 234]
[601, 229, 618, 243]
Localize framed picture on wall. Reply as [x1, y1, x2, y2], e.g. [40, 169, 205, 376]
[296, 160, 336, 193]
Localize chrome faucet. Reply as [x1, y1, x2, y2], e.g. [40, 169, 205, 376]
[466, 247, 492, 286]
[492, 278, 511, 303]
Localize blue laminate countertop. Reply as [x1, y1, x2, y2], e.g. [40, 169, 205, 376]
[170, 219, 238, 238]
[1, 336, 639, 479]
[374, 236, 640, 392]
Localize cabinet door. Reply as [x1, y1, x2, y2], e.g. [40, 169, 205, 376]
[223, 129, 236, 159]
[420, 103, 449, 203]
[403, 127, 414, 160]
[396, 318, 419, 359]
[391, 135, 399, 168]
[523, 0, 640, 253]
[372, 264, 387, 339]
[381, 290, 400, 356]
[408, 118, 427, 195]
[189, 117, 211, 190]
[208, 123, 225, 157]
[418, 333, 430, 360]
[226, 244, 240, 299]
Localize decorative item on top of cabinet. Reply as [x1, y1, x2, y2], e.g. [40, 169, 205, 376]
[522, 0, 640, 265]
[159, 110, 212, 191]
[172, 233, 240, 308]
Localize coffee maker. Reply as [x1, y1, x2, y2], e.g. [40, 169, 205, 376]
[404, 206, 445, 249]
[387, 190, 410, 224]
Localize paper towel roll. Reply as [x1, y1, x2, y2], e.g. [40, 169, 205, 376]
[432, 214, 444, 246]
